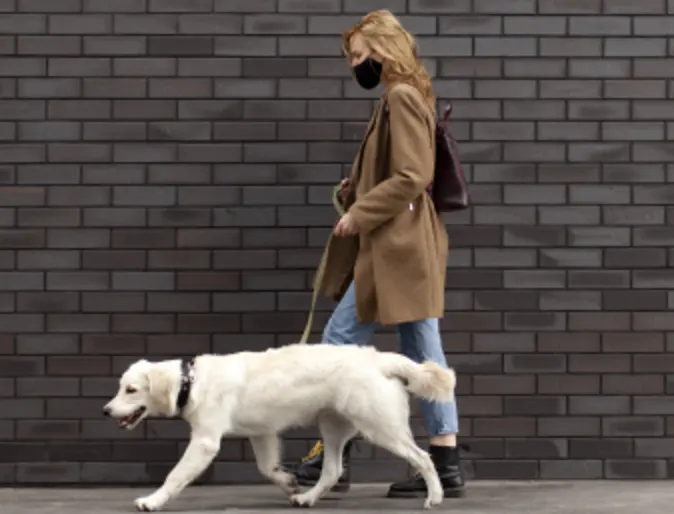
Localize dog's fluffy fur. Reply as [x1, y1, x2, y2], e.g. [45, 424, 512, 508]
[103, 343, 457, 511]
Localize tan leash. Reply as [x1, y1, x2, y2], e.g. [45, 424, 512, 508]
[299, 184, 346, 344]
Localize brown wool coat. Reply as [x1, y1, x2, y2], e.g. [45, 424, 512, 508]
[318, 83, 449, 326]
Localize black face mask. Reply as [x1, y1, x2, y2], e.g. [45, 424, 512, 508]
[352, 57, 383, 90]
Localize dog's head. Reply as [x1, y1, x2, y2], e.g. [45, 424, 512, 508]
[102, 359, 177, 430]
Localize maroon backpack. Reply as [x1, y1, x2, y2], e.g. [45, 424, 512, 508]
[428, 102, 470, 212]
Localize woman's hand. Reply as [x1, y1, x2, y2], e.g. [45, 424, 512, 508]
[334, 212, 359, 237]
[338, 178, 352, 204]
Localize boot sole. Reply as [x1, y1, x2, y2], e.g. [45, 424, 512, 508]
[387, 488, 466, 499]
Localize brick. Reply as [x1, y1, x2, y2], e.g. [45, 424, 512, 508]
[506, 439, 567, 459]
[47, 314, 108, 333]
[570, 439, 633, 459]
[475, 291, 536, 311]
[504, 396, 565, 416]
[541, 460, 603, 479]
[114, 14, 178, 34]
[49, 100, 111, 119]
[112, 313, 174, 333]
[504, 58, 565, 78]
[473, 248, 535, 268]
[570, 396, 631, 416]
[633, 270, 674, 288]
[540, 291, 600, 311]
[473, 0, 534, 12]
[82, 292, 145, 312]
[83, 78, 146, 98]
[603, 417, 665, 437]
[568, 227, 631, 247]
[603, 291, 667, 311]
[634, 397, 674, 415]
[504, 226, 565, 247]
[503, 270, 564, 289]
[606, 0, 665, 12]
[604, 122, 665, 141]
[569, 59, 631, 79]
[440, 59, 498, 78]
[569, 100, 629, 120]
[114, 99, 175, 120]
[17, 250, 78, 270]
[20, 77, 82, 99]
[570, 16, 631, 36]
[148, 164, 210, 184]
[604, 332, 665, 353]
[473, 375, 535, 395]
[635, 58, 674, 78]
[148, 0, 211, 11]
[82, 250, 144, 269]
[569, 354, 630, 374]
[215, 36, 275, 57]
[438, 15, 500, 35]
[604, 374, 664, 395]
[112, 228, 174, 248]
[538, 375, 600, 395]
[633, 100, 674, 120]
[18, 35, 80, 56]
[81, 334, 144, 355]
[473, 417, 535, 437]
[570, 313, 630, 331]
[606, 80, 667, 99]
[634, 184, 674, 204]
[608, 460, 667, 479]
[342, 0, 406, 12]
[505, 354, 566, 374]
[541, 38, 602, 58]
[84, 35, 146, 55]
[472, 333, 534, 353]
[474, 37, 536, 57]
[606, 38, 667, 57]
[112, 272, 174, 291]
[85, 0, 145, 13]
[473, 460, 538, 480]
[504, 16, 564, 35]
[634, 312, 674, 331]
[18, 292, 79, 313]
[605, 164, 665, 183]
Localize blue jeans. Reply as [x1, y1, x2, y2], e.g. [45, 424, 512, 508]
[322, 281, 459, 436]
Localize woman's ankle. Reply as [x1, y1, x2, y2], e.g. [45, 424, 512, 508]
[429, 433, 456, 447]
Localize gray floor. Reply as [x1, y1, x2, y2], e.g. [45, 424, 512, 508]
[1, 482, 672, 514]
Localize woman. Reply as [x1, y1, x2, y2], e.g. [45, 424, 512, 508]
[288, 10, 465, 499]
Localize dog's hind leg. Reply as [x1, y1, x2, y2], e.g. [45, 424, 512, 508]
[290, 415, 357, 508]
[250, 435, 299, 497]
[358, 425, 443, 510]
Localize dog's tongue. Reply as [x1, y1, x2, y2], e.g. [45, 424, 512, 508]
[118, 415, 133, 428]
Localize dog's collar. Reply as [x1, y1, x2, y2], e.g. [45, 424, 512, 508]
[176, 358, 195, 413]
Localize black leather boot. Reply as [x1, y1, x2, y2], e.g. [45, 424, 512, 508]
[288, 440, 352, 492]
[387, 445, 465, 499]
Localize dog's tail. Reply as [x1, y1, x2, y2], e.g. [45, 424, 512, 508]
[378, 353, 456, 403]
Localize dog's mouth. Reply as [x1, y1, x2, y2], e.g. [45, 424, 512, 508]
[118, 406, 146, 429]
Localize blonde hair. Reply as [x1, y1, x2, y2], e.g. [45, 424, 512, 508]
[342, 9, 436, 113]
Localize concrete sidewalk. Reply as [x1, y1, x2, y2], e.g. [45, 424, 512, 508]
[1, 482, 672, 513]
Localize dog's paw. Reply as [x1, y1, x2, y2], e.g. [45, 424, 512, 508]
[423, 494, 443, 510]
[290, 493, 315, 508]
[134, 494, 165, 512]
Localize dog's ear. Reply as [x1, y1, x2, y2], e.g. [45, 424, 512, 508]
[146, 366, 175, 416]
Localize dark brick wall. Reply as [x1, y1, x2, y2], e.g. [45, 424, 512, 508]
[0, 0, 673, 484]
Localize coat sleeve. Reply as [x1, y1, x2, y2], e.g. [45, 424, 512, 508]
[348, 85, 434, 234]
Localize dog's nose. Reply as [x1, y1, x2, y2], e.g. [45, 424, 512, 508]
[102, 407, 111, 417]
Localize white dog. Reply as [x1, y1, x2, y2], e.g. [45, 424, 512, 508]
[103, 343, 457, 511]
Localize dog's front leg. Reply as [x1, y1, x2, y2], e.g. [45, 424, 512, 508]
[135, 432, 220, 512]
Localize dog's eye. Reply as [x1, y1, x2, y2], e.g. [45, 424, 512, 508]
[125, 386, 137, 394]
